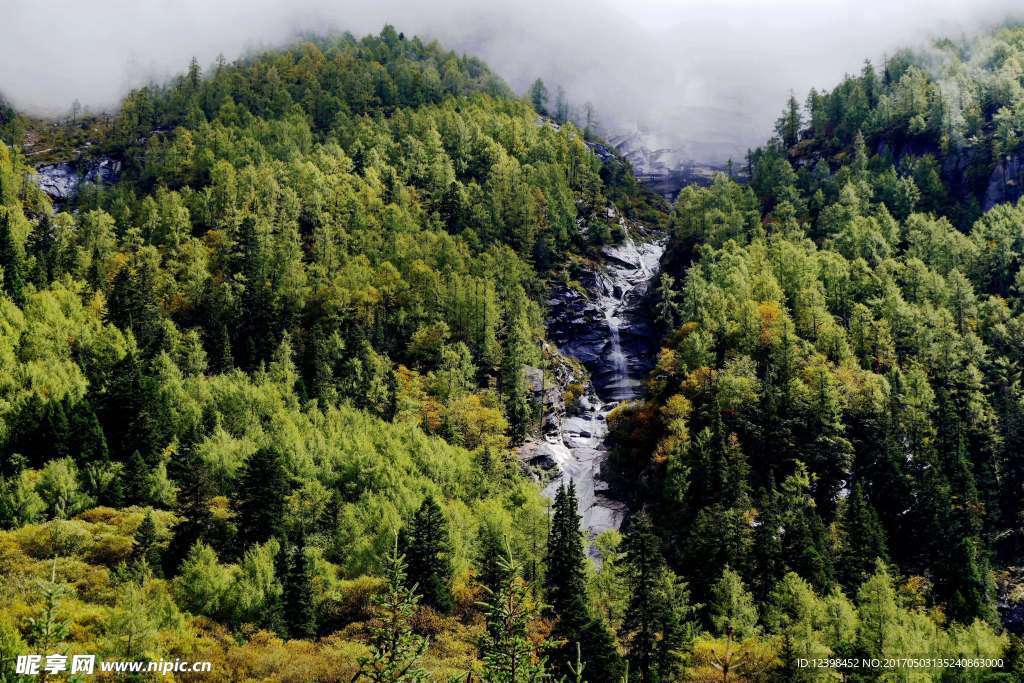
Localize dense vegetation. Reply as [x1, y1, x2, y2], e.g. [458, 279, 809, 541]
[0, 27, 671, 681]
[606, 24, 1024, 680]
[2, 21, 1023, 683]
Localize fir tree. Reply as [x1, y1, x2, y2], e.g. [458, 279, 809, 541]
[355, 541, 429, 682]
[478, 523, 511, 598]
[283, 537, 316, 639]
[528, 78, 549, 116]
[131, 510, 162, 576]
[546, 482, 588, 617]
[123, 451, 151, 506]
[838, 484, 888, 591]
[68, 400, 109, 464]
[164, 447, 216, 575]
[775, 93, 802, 148]
[0, 209, 25, 305]
[27, 561, 69, 654]
[546, 482, 624, 682]
[234, 445, 291, 551]
[403, 496, 454, 613]
[478, 549, 547, 682]
[709, 568, 759, 639]
[620, 513, 665, 683]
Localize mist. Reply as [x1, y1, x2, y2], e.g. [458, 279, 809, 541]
[3, 0, 1024, 163]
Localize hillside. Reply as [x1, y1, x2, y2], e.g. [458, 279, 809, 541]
[0, 28, 671, 680]
[2, 22, 1024, 683]
[605, 22, 1024, 676]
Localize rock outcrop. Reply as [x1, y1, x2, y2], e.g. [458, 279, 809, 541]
[33, 158, 122, 202]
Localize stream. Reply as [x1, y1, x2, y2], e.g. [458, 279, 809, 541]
[525, 228, 664, 551]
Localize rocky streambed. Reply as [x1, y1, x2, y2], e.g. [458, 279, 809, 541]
[521, 225, 664, 551]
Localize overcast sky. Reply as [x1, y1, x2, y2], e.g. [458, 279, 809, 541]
[2, 0, 1023, 162]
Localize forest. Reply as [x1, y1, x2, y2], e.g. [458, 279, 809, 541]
[0, 22, 1022, 683]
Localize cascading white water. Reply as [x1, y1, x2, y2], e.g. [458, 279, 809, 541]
[538, 229, 666, 551]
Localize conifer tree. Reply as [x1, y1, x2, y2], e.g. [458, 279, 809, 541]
[618, 516, 675, 679]
[775, 93, 802, 148]
[131, 510, 162, 576]
[27, 561, 69, 655]
[546, 483, 587, 617]
[123, 451, 151, 506]
[403, 496, 454, 613]
[355, 541, 429, 683]
[529, 79, 549, 116]
[479, 549, 547, 682]
[502, 291, 535, 445]
[478, 523, 511, 598]
[0, 209, 25, 305]
[164, 447, 216, 574]
[234, 445, 290, 551]
[546, 482, 624, 682]
[283, 537, 316, 639]
[855, 560, 899, 661]
[838, 484, 888, 591]
[710, 568, 759, 639]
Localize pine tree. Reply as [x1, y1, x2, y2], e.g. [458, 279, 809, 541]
[838, 484, 888, 591]
[403, 496, 454, 613]
[546, 483, 625, 682]
[655, 274, 679, 330]
[123, 451, 151, 505]
[775, 93, 802, 148]
[478, 549, 547, 682]
[546, 483, 588, 617]
[234, 445, 290, 551]
[478, 523, 511, 598]
[355, 541, 429, 682]
[69, 401, 109, 465]
[27, 561, 69, 655]
[856, 560, 899, 660]
[283, 537, 316, 639]
[710, 568, 759, 639]
[554, 85, 569, 124]
[502, 291, 534, 446]
[529, 79, 549, 116]
[620, 513, 664, 683]
[164, 447, 216, 575]
[0, 209, 25, 305]
[131, 510, 162, 576]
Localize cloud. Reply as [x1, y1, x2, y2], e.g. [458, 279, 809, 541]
[2, 0, 1023, 162]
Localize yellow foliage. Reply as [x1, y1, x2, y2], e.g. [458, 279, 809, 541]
[756, 301, 784, 346]
[687, 634, 780, 682]
[683, 367, 718, 397]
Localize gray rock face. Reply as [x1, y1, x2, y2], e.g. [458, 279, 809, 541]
[34, 163, 80, 200]
[985, 154, 1024, 211]
[525, 224, 665, 552]
[548, 231, 665, 403]
[33, 158, 122, 202]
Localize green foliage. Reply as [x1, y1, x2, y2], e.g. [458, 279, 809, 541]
[545, 483, 625, 682]
[478, 549, 547, 683]
[283, 538, 317, 639]
[233, 445, 291, 550]
[355, 541, 429, 683]
[402, 495, 454, 614]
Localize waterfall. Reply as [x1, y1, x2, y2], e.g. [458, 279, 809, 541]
[534, 228, 666, 551]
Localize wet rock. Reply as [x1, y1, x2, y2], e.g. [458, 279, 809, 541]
[523, 224, 665, 553]
[32, 157, 122, 202]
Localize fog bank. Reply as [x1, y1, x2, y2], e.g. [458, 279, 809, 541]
[2, 0, 1023, 162]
